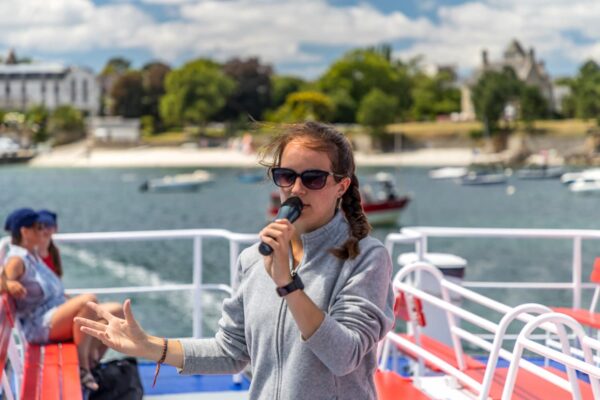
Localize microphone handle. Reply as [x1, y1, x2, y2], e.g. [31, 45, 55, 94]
[258, 242, 273, 256]
[259, 202, 302, 256]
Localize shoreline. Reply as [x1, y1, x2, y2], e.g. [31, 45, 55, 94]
[27, 142, 497, 168]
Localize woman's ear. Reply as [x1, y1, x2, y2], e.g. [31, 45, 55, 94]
[338, 176, 351, 197]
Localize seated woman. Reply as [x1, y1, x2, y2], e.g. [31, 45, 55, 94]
[2, 208, 122, 391]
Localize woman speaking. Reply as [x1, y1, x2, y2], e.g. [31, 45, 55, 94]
[76, 121, 395, 399]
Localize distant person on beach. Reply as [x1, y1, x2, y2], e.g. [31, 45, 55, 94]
[1, 208, 124, 392]
[76, 121, 395, 399]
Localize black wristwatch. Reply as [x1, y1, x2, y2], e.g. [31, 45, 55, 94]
[276, 273, 304, 297]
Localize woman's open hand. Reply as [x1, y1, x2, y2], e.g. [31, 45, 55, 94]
[75, 299, 151, 359]
[259, 219, 295, 287]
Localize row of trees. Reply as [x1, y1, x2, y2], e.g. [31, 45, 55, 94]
[559, 60, 600, 123]
[103, 46, 461, 135]
[0, 106, 85, 145]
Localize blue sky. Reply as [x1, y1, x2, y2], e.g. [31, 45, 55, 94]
[1, 0, 599, 79]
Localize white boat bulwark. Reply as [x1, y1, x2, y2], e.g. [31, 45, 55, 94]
[140, 170, 214, 192]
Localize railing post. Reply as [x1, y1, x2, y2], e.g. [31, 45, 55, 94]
[193, 237, 203, 338]
[572, 237, 582, 310]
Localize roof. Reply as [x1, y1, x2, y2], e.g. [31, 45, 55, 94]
[0, 63, 68, 75]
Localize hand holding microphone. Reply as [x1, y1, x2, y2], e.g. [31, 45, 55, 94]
[259, 196, 304, 256]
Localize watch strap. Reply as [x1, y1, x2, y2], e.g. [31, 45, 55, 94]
[276, 273, 304, 297]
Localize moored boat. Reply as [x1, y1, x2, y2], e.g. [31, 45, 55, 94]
[560, 168, 600, 185]
[456, 171, 507, 185]
[4, 225, 600, 399]
[516, 165, 564, 179]
[428, 167, 468, 180]
[568, 178, 600, 194]
[140, 169, 214, 192]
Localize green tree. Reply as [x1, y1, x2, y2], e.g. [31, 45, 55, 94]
[99, 57, 132, 116]
[357, 88, 398, 150]
[410, 71, 460, 120]
[520, 85, 548, 131]
[318, 49, 411, 122]
[566, 61, 600, 122]
[270, 75, 306, 110]
[471, 67, 522, 135]
[218, 57, 272, 122]
[269, 91, 334, 122]
[159, 59, 235, 128]
[47, 106, 85, 144]
[26, 105, 50, 142]
[141, 62, 171, 131]
[110, 71, 145, 118]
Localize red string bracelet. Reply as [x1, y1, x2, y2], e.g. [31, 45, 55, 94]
[152, 338, 168, 388]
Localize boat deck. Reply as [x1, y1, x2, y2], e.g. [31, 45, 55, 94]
[139, 362, 250, 399]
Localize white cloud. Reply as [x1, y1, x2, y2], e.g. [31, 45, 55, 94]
[1, 0, 600, 77]
[396, 0, 600, 74]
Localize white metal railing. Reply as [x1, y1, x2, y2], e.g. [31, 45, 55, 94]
[51, 229, 259, 338]
[385, 227, 600, 310]
[383, 261, 600, 399]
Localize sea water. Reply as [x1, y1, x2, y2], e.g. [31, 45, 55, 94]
[1, 166, 599, 338]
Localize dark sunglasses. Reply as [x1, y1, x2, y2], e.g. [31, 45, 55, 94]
[271, 167, 344, 190]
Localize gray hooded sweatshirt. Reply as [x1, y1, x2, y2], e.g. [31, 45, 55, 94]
[178, 212, 395, 399]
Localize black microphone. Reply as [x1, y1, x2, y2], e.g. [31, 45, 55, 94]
[259, 196, 304, 256]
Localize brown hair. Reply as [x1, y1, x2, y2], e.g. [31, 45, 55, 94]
[48, 240, 63, 278]
[260, 121, 371, 260]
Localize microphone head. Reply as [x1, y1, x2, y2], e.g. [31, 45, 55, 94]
[275, 196, 304, 224]
[281, 196, 304, 211]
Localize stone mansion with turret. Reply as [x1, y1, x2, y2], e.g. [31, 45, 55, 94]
[461, 39, 558, 121]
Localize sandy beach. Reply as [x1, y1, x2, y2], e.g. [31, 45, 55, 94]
[29, 141, 500, 168]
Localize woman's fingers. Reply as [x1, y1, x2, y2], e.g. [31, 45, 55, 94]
[75, 317, 108, 332]
[79, 325, 107, 342]
[86, 301, 115, 322]
[123, 299, 141, 330]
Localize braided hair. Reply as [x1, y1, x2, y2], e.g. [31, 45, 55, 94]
[260, 121, 371, 260]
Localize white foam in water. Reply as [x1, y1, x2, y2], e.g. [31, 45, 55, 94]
[60, 246, 193, 312]
[59, 245, 226, 334]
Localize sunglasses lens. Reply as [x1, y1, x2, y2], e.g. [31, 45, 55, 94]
[272, 168, 296, 187]
[302, 171, 328, 190]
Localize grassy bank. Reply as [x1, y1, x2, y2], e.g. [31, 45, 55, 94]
[388, 119, 596, 138]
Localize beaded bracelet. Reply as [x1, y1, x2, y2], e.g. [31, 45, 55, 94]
[152, 338, 168, 388]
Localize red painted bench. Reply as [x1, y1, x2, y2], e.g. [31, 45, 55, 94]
[374, 369, 429, 400]
[553, 257, 600, 330]
[1, 294, 82, 400]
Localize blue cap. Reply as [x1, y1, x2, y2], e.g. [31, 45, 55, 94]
[5, 208, 40, 235]
[37, 210, 57, 227]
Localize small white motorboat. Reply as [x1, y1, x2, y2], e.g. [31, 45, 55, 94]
[456, 171, 507, 185]
[516, 166, 564, 179]
[568, 178, 600, 194]
[428, 167, 468, 180]
[560, 168, 600, 185]
[140, 170, 214, 192]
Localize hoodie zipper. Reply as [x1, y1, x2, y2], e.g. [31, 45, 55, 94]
[274, 298, 286, 400]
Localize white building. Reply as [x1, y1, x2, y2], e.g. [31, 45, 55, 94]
[88, 117, 140, 144]
[0, 52, 99, 114]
